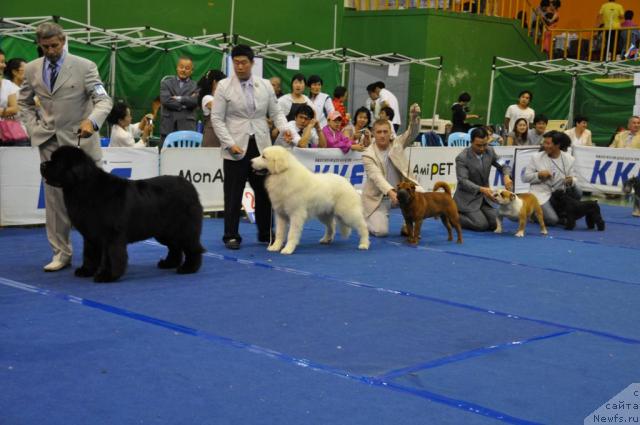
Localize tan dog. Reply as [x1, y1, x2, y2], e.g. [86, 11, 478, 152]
[396, 180, 463, 245]
[494, 190, 548, 237]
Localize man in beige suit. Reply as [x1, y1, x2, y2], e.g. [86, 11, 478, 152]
[19, 22, 113, 272]
[211, 44, 290, 250]
[361, 103, 421, 236]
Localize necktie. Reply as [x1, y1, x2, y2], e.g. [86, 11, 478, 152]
[49, 62, 58, 91]
[241, 81, 255, 115]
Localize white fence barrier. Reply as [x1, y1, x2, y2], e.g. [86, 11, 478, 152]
[1, 145, 637, 226]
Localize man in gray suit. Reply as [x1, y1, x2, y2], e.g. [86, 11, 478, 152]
[19, 22, 113, 271]
[211, 44, 290, 250]
[160, 57, 199, 144]
[453, 127, 513, 231]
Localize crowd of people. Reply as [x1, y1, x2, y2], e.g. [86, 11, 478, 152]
[2, 20, 640, 268]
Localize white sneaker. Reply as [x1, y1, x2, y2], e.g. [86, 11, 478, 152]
[43, 259, 71, 272]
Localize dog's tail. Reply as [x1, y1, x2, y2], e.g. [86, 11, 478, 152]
[433, 181, 452, 196]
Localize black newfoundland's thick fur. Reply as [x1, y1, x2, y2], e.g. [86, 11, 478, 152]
[622, 176, 640, 216]
[40, 146, 204, 282]
[550, 190, 605, 231]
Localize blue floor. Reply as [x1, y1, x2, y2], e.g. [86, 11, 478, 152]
[1, 204, 639, 424]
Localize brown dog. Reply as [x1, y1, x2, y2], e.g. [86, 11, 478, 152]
[493, 190, 547, 237]
[396, 180, 463, 245]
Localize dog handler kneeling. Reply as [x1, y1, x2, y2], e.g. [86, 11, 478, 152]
[361, 103, 422, 236]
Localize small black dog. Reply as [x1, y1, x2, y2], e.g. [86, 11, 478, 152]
[622, 176, 640, 217]
[550, 190, 605, 231]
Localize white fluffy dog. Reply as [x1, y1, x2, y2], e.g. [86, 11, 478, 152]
[251, 146, 370, 254]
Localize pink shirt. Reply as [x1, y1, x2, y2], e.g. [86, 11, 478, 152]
[322, 125, 352, 154]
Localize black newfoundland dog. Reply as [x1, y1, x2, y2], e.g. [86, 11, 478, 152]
[40, 146, 204, 282]
[549, 190, 605, 231]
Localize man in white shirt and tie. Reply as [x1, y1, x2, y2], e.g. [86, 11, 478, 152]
[211, 44, 291, 250]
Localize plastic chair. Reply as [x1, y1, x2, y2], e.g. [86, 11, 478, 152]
[162, 131, 203, 149]
[419, 131, 443, 146]
[447, 132, 470, 147]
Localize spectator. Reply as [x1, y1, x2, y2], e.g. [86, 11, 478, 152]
[451, 92, 480, 133]
[211, 44, 291, 250]
[504, 90, 535, 133]
[507, 118, 531, 145]
[269, 76, 283, 98]
[323, 111, 361, 154]
[307, 74, 335, 128]
[366, 82, 382, 121]
[622, 10, 637, 27]
[453, 127, 513, 231]
[528, 114, 549, 146]
[610, 116, 640, 148]
[600, 0, 625, 30]
[619, 11, 640, 55]
[332, 85, 349, 130]
[343, 106, 372, 147]
[107, 101, 153, 148]
[486, 125, 504, 146]
[198, 69, 226, 147]
[278, 73, 316, 122]
[160, 56, 199, 144]
[361, 104, 422, 237]
[0, 50, 20, 120]
[18, 21, 113, 271]
[369, 81, 401, 131]
[274, 104, 326, 149]
[564, 115, 592, 147]
[379, 106, 397, 139]
[4, 57, 27, 88]
[523, 131, 581, 225]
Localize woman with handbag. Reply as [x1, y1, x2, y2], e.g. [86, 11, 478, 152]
[0, 50, 29, 146]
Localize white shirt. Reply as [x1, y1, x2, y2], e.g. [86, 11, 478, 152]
[277, 94, 317, 119]
[108, 122, 146, 147]
[564, 127, 592, 147]
[274, 120, 318, 149]
[201, 94, 214, 117]
[309, 92, 334, 128]
[379, 88, 401, 125]
[0, 79, 20, 110]
[505, 104, 535, 132]
[523, 150, 576, 205]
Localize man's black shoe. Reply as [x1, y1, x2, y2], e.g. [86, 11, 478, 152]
[224, 239, 241, 250]
[258, 233, 274, 244]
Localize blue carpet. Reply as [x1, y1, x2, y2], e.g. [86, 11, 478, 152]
[1, 203, 638, 424]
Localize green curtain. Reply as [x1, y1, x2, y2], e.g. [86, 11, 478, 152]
[574, 76, 636, 146]
[490, 69, 573, 128]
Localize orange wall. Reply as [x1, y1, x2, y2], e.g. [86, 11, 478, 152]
[557, 0, 638, 29]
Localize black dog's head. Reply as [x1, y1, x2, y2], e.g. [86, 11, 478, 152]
[623, 176, 640, 195]
[40, 146, 99, 188]
[550, 189, 571, 210]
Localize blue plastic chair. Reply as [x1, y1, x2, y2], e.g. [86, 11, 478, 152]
[447, 132, 470, 147]
[162, 131, 203, 149]
[418, 131, 444, 146]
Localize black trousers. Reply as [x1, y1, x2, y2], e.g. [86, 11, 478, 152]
[222, 136, 272, 243]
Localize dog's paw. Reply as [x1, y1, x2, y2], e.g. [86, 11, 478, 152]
[319, 236, 333, 244]
[75, 266, 95, 277]
[541, 229, 548, 235]
[267, 243, 282, 252]
[514, 231, 524, 237]
[358, 241, 370, 250]
[157, 258, 181, 269]
[280, 245, 295, 255]
[633, 210, 640, 217]
[494, 228, 502, 234]
[407, 238, 419, 245]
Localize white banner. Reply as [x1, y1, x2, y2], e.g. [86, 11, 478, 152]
[0, 147, 161, 226]
[0, 147, 44, 226]
[160, 147, 224, 211]
[406, 146, 461, 192]
[293, 148, 366, 190]
[512, 147, 539, 193]
[490, 146, 516, 191]
[573, 145, 640, 194]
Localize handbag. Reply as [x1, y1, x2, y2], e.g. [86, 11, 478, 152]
[0, 119, 29, 143]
